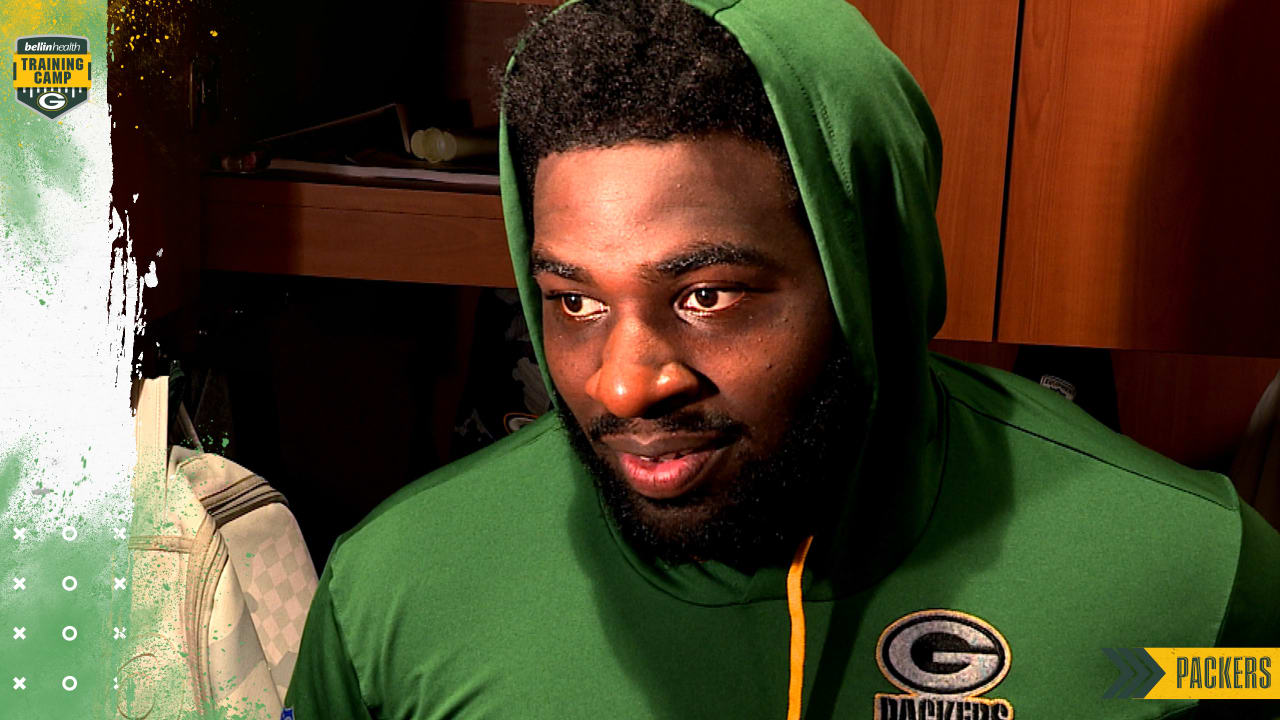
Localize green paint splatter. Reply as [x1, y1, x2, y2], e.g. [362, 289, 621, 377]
[0, 445, 31, 503]
[0, 0, 100, 283]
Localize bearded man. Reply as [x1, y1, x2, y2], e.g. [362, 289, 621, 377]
[286, 1, 1280, 718]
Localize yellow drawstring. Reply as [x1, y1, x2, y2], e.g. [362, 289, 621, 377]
[786, 535, 814, 720]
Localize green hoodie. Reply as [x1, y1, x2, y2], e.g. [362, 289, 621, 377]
[284, 1, 1280, 718]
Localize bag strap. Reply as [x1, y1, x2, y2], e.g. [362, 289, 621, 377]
[132, 376, 219, 710]
[132, 376, 170, 512]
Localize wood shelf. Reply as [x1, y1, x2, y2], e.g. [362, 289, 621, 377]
[201, 175, 517, 288]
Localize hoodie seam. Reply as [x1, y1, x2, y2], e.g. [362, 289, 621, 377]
[1150, 702, 1200, 720]
[715, 1, 854, 200]
[708, 0, 744, 17]
[947, 394, 1237, 512]
[1210, 501, 1249, 647]
[920, 369, 954, 542]
[326, 564, 377, 716]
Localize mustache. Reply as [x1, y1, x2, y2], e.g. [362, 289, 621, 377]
[584, 409, 749, 443]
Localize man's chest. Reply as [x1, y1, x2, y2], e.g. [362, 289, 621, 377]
[361, 584, 1198, 720]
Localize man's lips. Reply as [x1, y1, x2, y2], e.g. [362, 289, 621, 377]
[600, 434, 729, 500]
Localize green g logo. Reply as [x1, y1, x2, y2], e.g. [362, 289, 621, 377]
[37, 91, 68, 112]
[877, 610, 1011, 696]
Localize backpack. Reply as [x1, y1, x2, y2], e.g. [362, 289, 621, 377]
[119, 376, 317, 718]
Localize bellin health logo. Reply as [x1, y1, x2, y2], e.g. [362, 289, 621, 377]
[13, 35, 91, 120]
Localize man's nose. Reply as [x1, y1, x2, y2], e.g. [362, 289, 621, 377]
[585, 316, 700, 418]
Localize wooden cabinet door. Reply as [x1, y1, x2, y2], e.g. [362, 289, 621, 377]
[855, 0, 1022, 341]
[999, 0, 1280, 356]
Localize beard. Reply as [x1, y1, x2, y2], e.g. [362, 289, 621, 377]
[557, 342, 863, 571]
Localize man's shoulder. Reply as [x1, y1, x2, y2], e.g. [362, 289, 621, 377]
[323, 413, 582, 587]
[930, 351, 1238, 513]
[292, 414, 620, 714]
[926, 353, 1280, 647]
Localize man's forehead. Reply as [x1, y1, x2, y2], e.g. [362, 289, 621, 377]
[531, 136, 797, 220]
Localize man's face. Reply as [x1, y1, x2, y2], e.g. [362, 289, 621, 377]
[531, 135, 851, 567]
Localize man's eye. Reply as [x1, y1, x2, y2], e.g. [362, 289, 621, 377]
[678, 288, 745, 313]
[557, 293, 607, 318]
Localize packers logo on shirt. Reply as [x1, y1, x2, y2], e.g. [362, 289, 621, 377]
[13, 35, 91, 120]
[875, 609, 1014, 719]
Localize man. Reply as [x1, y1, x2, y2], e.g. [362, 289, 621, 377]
[286, 1, 1280, 718]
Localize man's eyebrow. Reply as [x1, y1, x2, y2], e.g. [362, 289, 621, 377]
[530, 251, 590, 282]
[647, 242, 781, 278]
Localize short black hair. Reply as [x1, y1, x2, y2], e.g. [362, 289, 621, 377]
[500, 0, 797, 204]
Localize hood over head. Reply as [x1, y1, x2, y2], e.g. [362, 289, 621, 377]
[498, 0, 947, 603]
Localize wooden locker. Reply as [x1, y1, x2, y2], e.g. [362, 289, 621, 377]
[999, 0, 1280, 356]
[856, 0, 1022, 341]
